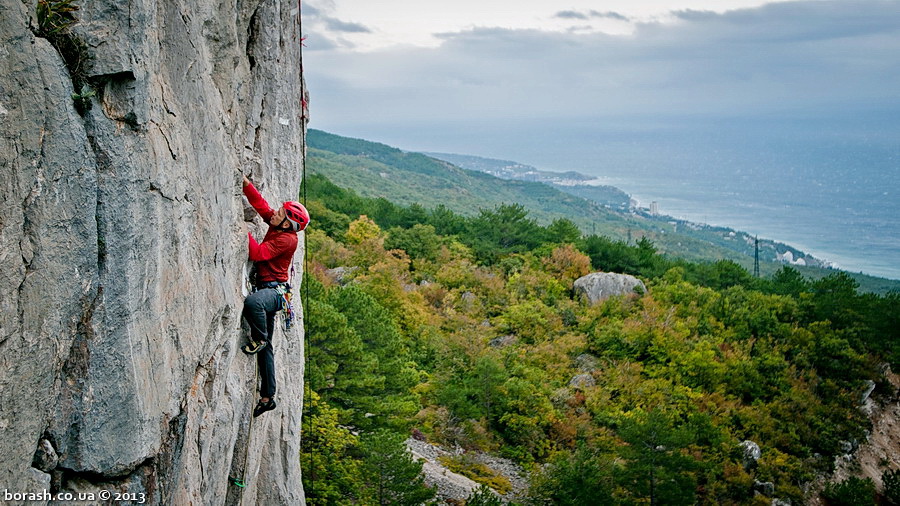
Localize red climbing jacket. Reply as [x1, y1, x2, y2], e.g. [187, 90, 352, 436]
[243, 181, 298, 283]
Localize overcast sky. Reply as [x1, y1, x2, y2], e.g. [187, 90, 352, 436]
[302, 0, 900, 145]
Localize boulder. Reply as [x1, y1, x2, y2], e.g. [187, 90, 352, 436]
[573, 272, 647, 304]
[574, 353, 599, 373]
[740, 440, 762, 468]
[753, 480, 775, 497]
[569, 374, 596, 389]
[325, 266, 359, 285]
[489, 335, 518, 348]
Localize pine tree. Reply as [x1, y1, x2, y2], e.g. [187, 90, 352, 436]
[360, 430, 435, 506]
[616, 409, 697, 506]
[301, 388, 366, 505]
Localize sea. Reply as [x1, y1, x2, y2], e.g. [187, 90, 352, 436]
[350, 114, 900, 280]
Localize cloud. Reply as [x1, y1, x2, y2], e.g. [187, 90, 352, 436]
[554, 9, 630, 22]
[323, 18, 372, 33]
[555, 10, 589, 20]
[302, 0, 371, 50]
[589, 10, 629, 22]
[303, 1, 900, 130]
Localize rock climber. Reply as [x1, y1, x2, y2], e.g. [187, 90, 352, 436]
[241, 175, 309, 417]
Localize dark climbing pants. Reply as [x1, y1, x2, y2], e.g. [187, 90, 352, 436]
[243, 287, 282, 399]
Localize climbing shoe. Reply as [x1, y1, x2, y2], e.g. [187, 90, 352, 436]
[241, 340, 267, 355]
[253, 398, 277, 417]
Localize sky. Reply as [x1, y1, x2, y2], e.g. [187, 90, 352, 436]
[302, 0, 900, 138]
[299, 1, 900, 278]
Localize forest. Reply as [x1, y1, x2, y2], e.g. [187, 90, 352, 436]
[298, 173, 900, 505]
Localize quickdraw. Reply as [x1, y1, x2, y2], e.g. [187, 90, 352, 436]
[276, 283, 295, 331]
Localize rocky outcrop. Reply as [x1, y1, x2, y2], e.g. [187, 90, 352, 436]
[0, 0, 307, 503]
[573, 272, 647, 304]
[406, 439, 481, 502]
[807, 366, 900, 503]
[405, 438, 527, 504]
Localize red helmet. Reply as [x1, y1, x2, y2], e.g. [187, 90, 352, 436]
[282, 201, 309, 231]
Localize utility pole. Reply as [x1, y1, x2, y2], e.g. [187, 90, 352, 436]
[754, 236, 760, 278]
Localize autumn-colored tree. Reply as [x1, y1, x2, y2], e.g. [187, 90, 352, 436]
[542, 244, 592, 285]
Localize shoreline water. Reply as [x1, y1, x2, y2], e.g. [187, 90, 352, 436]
[578, 174, 899, 281]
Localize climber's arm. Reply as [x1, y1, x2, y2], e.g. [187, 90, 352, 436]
[242, 177, 275, 221]
[248, 232, 294, 262]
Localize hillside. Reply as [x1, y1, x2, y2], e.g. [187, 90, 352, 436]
[423, 151, 632, 211]
[307, 129, 900, 293]
[299, 172, 900, 505]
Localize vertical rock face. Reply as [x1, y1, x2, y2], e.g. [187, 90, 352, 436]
[0, 0, 308, 504]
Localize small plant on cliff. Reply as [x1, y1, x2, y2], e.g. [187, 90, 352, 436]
[35, 0, 92, 114]
[36, 0, 79, 37]
[71, 84, 95, 115]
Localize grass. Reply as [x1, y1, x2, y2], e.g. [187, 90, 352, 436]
[438, 454, 512, 495]
[35, 0, 93, 114]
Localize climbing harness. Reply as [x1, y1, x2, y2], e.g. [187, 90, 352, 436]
[246, 277, 295, 333]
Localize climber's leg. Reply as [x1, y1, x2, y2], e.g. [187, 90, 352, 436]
[242, 288, 280, 354]
[256, 311, 277, 417]
[257, 326, 276, 399]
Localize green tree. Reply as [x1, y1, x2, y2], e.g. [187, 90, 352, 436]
[883, 468, 900, 505]
[528, 446, 615, 505]
[689, 260, 754, 290]
[326, 286, 421, 428]
[804, 272, 863, 330]
[301, 388, 366, 505]
[428, 204, 467, 236]
[466, 204, 544, 263]
[768, 266, 810, 296]
[360, 429, 436, 506]
[578, 234, 666, 277]
[473, 355, 508, 423]
[386, 224, 443, 261]
[545, 218, 582, 244]
[464, 485, 502, 506]
[635, 237, 661, 276]
[822, 476, 876, 506]
[616, 410, 697, 506]
[304, 298, 380, 425]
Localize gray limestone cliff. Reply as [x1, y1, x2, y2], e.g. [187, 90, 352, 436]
[0, 0, 308, 503]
